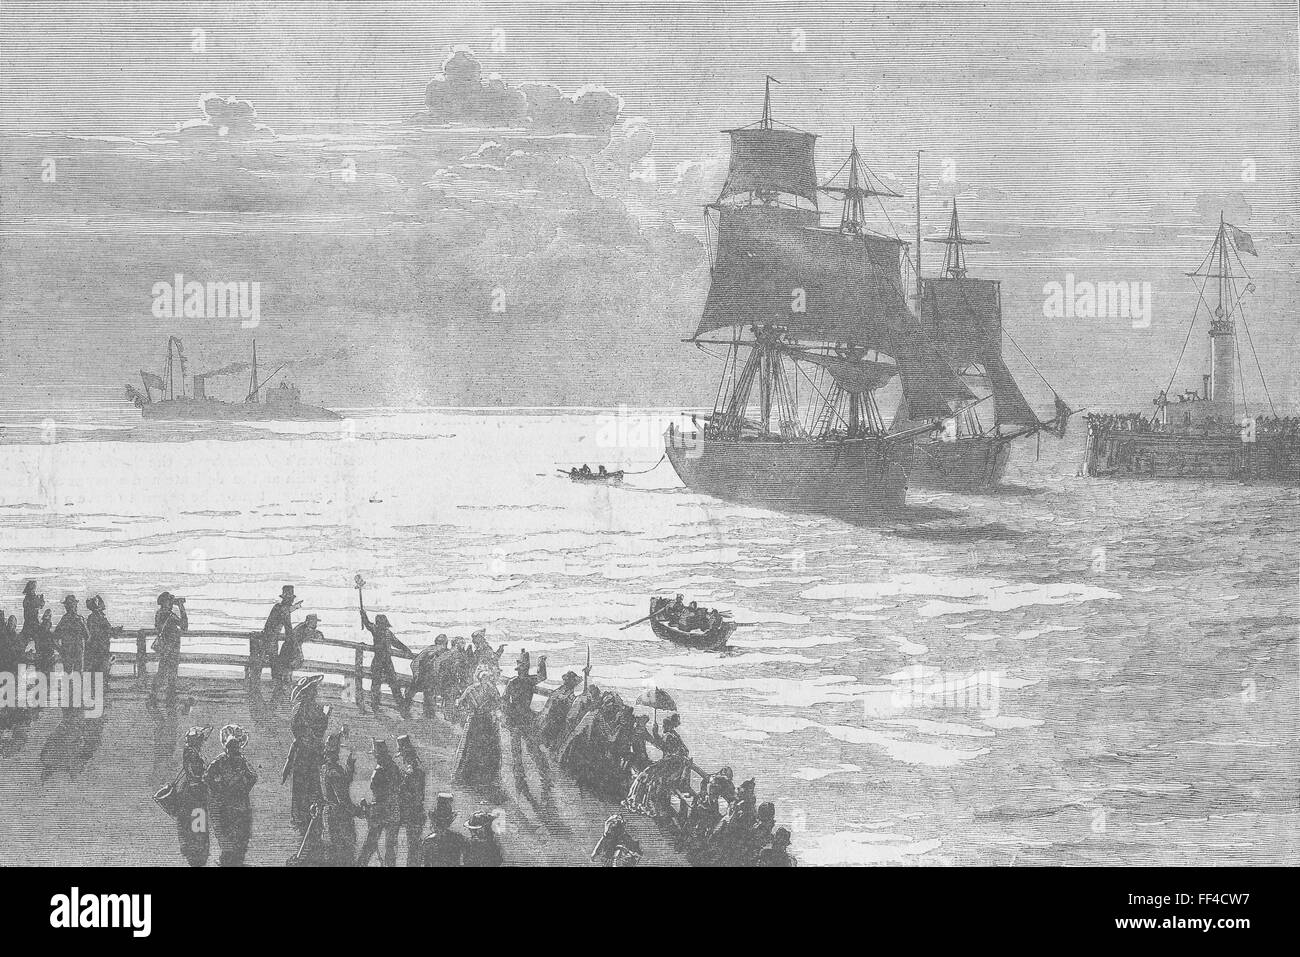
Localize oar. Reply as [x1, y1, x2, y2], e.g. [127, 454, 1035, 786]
[620, 605, 673, 631]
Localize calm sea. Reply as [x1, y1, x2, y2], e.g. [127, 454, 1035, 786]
[0, 407, 1295, 865]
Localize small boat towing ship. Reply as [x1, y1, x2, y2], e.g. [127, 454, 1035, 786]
[562, 465, 625, 484]
[643, 596, 737, 651]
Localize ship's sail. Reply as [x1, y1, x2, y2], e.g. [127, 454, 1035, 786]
[894, 333, 977, 418]
[695, 206, 973, 416]
[921, 276, 1002, 363]
[910, 201, 1061, 431]
[718, 127, 819, 206]
[784, 348, 897, 393]
[982, 354, 1041, 428]
[696, 205, 909, 344]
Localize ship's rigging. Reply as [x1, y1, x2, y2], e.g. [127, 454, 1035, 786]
[689, 81, 1066, 450]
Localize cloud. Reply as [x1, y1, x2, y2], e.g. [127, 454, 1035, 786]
[518, 81, 621, 135]
[168, 93, 277, 142]
[414, 49, 621, 136]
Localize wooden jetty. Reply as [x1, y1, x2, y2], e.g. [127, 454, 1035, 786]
[0, 628, 699, 866]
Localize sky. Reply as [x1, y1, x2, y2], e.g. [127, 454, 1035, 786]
[1, 0, 1297, 410]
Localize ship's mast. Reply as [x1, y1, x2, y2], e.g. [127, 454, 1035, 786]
[925, 201, 985, 278]
[914, 149, 923, 307]
[824, 128, 901, 235]
[248, 340, 259, 403]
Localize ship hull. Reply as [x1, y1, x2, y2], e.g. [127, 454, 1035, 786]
[664, 428, 909, 518]
[908, 435, 1012, 492]
[1083, 426, 1300, 484]
[140, 399, 341, 422]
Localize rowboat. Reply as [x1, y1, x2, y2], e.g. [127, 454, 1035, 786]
[562, 468, 624, 484]
[646, 597, 736, 651]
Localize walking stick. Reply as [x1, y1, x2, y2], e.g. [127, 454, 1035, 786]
[287, 804, 323, 866]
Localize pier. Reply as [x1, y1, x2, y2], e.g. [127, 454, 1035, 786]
[0, 627, 699, 866]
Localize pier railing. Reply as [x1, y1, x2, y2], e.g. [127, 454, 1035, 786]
[117, 627, 546, 704]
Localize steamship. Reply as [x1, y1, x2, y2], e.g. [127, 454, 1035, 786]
[125, 338, 340, 421]
[1082, 217, 1298, 483]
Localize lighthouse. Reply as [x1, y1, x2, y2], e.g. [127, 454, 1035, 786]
[1207, 214, 1236, 420]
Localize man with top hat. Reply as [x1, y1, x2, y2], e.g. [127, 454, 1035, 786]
[254, 585, 298, 699]
[271, 613, 322, 706]
[285, 673, 328, 832]
[83, 595, 117, 676]
[54, 594, 89, 673]
[148, 591, 188, 710]
[395, 733, 426, 866]
[319, 725, 365, 866]
[358, 596, 412, 718]
[502, 649, 552, 799]
[356, 738, 402, 866]
[538, 670, 582, 750]
[420, 794, 467, 867]
[463, 809, 502, 867]
[205, 724, 257, 866]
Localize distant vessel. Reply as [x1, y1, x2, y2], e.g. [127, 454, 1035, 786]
[665, 80, 972, 519]
[125, 338, 340, 421]
[562, 466, 624, 484]
[1083, 217, 1298, 483]
[900, 197, 1072, 491]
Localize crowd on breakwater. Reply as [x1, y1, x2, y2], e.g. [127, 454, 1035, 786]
[0, 578, 797, 867]
[1087, 410, 1300, 437]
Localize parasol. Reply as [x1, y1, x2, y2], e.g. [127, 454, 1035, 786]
[635, 687, 678, 723]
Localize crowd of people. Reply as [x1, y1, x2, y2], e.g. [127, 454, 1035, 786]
[1087, 410, 1300, 438]
[168, 610, 797, 867]
[0, 581, 121, 745]
[5, 577, 795, 867]
[0, 580, 119, 678]
[1250, 415, 1300, 437]
[1086, 412, 1155, 434]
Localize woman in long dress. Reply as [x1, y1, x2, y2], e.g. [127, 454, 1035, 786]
[624, 713, 690, 819]
[453, 670, 502, 786]
[173, 726, 212, 867]
[204, 724, 257, 866]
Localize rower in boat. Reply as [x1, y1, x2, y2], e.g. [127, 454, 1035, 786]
[564, 464, 625, 483]
[624, 596, 737, 650]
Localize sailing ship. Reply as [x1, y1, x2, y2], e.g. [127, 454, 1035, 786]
[1082, 217, 1298, 483]
[665, 80, 1059, 517]
[902, 198, 1071, 490]
[125, 338, 340, 421]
